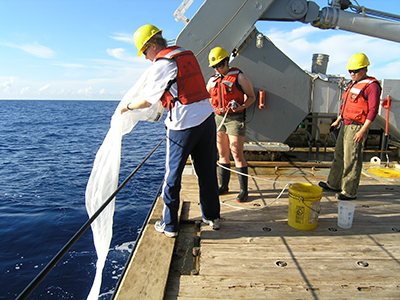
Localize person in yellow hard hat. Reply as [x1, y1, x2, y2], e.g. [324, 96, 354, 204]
[121, 25, 220, 236]
[206, 46, 256, 202]
[319, 53, 382, 200]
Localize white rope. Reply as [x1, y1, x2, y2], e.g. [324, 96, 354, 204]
[217, 161, 312, 212]
[216, 100, 235, 131]
[188, 157, 296, 212]
[216, 162, 294, 210]
[217, 162, 294, 185]
[188, 158, 291, 211]
[220, 183, 290, 211]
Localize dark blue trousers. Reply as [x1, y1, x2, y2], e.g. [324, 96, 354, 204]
[161, 114, 220, 232]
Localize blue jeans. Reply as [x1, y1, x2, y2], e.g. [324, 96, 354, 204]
[161, 114, 220, 232]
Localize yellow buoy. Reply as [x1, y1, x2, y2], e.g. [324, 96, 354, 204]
[366, 168, 400, 178]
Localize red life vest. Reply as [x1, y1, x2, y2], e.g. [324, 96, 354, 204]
[341, 77, 380, 124]
[209, 67, 245, 115]
[154, 46, 210, 111]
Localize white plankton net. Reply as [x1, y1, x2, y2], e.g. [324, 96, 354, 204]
[85, 67, 164, 300]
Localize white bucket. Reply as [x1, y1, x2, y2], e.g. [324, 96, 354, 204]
[338, 201, 356, 229]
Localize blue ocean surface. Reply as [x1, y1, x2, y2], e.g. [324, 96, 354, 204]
[0, 100, 166, 299]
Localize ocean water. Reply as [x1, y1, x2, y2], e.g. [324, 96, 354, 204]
[0, 100, 166, 299]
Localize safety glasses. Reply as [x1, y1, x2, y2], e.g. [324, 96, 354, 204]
[348, 68, 364, 74]
[143, 43, 151, 56]
[212, 61, 225, 69]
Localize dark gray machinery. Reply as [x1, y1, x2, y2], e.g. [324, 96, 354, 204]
[174, 0, 400, 148]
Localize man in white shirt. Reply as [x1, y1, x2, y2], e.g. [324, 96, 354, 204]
[121, 24, 220, 237]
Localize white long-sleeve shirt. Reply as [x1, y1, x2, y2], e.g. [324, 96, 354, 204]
[144, 58, 213, 131]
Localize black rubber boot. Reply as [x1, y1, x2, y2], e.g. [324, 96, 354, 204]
[236, 166, 248, 202]
[218, 163, 231, 195]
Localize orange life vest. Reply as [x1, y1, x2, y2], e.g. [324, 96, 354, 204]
[155, 46, 210, 112]
[341, 77, 380, 124]
[209, 67, 245, 115]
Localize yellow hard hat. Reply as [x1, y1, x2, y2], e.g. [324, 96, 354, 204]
[208, 47, 229, 67]
[134, 24, 162, 56]
[346, 53, 370, 70]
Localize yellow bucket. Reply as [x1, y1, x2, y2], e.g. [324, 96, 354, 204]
[288, 183, 322, 230]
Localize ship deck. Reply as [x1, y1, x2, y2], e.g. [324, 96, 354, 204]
[114, 161, 400, 300]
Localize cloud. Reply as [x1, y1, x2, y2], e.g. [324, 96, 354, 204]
[4, 42, 55, 59]
[110, 33, 134, 44]
[2, 76, 15, 87]
[20, 87, 30, 95]
[38, 84, 51, 92]
[53, 63, 87, 68]
[77, 87, 93, 96]
[107, 48, 137, 62]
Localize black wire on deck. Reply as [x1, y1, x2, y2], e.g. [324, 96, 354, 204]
[16, 136, 167, 300]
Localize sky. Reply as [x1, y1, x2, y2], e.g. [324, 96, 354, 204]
[1, 0, 400, 100]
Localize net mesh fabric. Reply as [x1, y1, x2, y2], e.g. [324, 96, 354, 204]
[85, 67, 164, 299]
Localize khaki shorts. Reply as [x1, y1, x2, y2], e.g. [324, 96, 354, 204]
[215, 113, 246, 136]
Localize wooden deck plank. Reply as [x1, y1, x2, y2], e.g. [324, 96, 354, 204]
[198, 256, 399, 274]
[199, 244, 400, 258]
[176, 275, 400, 299]
[113, 197, 181, 300]
[199, 223, 400, 240]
